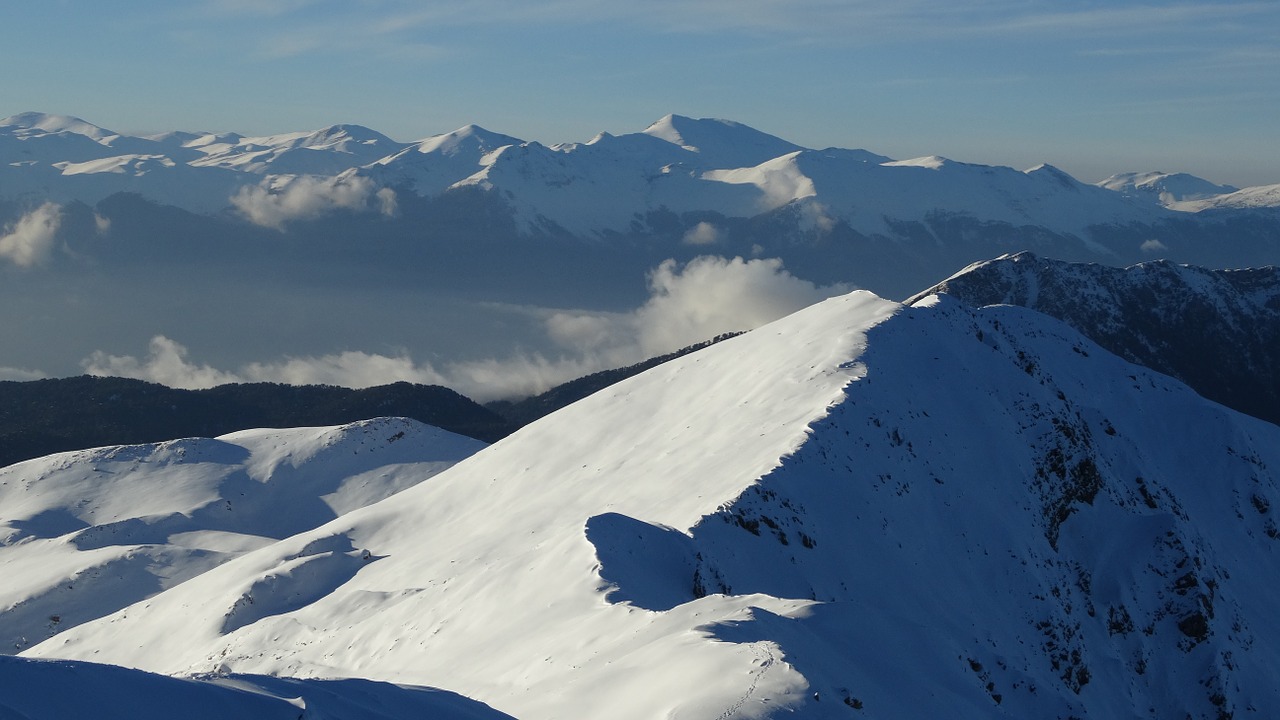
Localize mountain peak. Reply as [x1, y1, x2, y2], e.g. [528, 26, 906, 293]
[1, 111, 116, 140]
[410, 124, 522, 156]
[304, 123, 396, 146]
[1024, 163, 1085, 189]
[1098, 170, 1239, 204]
[641, 113, 805, 167]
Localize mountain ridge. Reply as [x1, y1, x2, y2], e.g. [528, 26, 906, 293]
[909, 251, 1280, 424]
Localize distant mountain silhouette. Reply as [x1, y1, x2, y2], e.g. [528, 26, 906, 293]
[0, 377, 514, 468]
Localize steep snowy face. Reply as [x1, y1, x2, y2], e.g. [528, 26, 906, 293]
[0, 418, 484, 654]
[28, 290, 1280, 719]
[909, 251, 1280, 424]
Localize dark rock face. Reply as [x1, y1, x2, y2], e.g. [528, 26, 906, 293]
[909, 252, 1280, 425]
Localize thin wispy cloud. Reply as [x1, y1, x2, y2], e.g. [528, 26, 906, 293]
[201, 0, 325, 18]
[171, 0, 1280, 83]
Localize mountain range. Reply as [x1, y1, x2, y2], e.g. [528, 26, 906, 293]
[5, 111, 1277, 235]
[4, 263, 1279, 717]
[4, 111, 1279, 298]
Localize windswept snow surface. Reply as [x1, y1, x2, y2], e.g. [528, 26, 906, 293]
[25, 289, 1280, 719]
[0, 418, 484, 653]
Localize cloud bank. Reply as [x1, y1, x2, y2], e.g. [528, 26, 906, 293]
[81, 256, 849, 402]
[231, 175, 396, 230]
[0, 203, 61, 268]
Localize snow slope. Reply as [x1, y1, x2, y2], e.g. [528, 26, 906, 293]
[0, 418, 484, 653]
[26, 289, 1280, 719]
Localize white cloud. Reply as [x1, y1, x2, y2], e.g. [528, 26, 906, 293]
[446, 353, 604, 403]
[501, 255, 850, 396]
[464, 255, 851, 398]
[629, 255, 849, 358]
[0, 366, 46, 381]
[230, 175, 393, 230]
[94, 213, 112, 235]
[0, 203, 61, 268]
[83, 336, 242, 389]
[682, 221, 721, 245]
[375, 187, 399, 217]
[1140, 238, 1169, 253]
[78, 257, 850, 402]
[241, 351, 447, 388]
[83, 336, 447, 392]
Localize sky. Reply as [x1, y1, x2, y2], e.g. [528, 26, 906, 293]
[3, 0, 1278, 188]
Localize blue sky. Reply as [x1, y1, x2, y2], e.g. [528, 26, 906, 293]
[5, 0, 1278, 186]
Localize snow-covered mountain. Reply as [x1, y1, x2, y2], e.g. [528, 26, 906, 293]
[908, 252, 1280, 425]
[367, 124, 522, 196]
[19, 287, 1280, 718]
[5, 110, 1276, 238]
[1097, 171, 1240, 206]
[0, 418, 485, 654]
